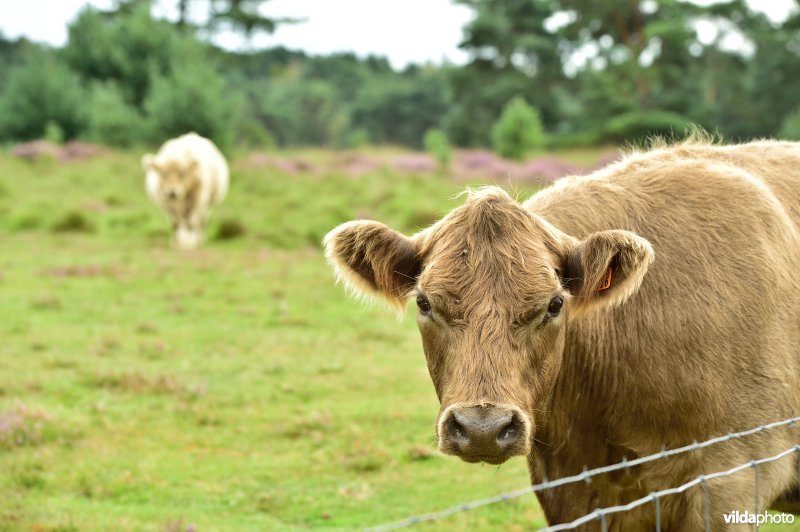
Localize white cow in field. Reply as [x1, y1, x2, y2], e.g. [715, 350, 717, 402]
[142, 133, 229, 249]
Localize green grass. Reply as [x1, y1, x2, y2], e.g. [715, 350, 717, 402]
[1, 147, 794, 531]
[0, 149, 548, 531]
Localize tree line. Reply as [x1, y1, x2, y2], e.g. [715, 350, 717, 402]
[1, 0, 799, 153]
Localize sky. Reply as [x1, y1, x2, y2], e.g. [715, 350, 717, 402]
[0, 0, 795, 70]
[0, 0, 474, 70]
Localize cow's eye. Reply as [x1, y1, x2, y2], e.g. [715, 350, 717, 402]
[416, 294, 432, 314]
[547, 296, 564, 317]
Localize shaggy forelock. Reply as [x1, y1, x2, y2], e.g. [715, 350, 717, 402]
[416, 187, 569, 324]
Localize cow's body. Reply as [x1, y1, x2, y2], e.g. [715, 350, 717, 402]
[526, 140, 800, 528]
[325, 139, 800, 530]
[143, 133, 229, 249]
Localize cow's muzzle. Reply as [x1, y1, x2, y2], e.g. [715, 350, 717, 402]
[438, 404, 531, 464]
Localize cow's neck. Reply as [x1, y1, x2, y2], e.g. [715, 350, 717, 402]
[532, 312, 649, 482]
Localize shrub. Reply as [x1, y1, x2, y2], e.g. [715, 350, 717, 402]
[344, 128, 370, 149]
[43, 122, 65, 145]
[84, 82, 145, 147]
[604, 110, 690, 144]
[779, 108, 800, 140]
[237, 119, 276, 150]
[423, 128, 451, 171]
[0, 50, 87, 142]
[491, 97, 546, 160]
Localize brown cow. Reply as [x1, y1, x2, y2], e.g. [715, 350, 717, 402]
[325, 138, 800, 530]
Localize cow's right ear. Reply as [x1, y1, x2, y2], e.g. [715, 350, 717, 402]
[324, 220, 422, 309]
[141, 154, 156, 172]
[561, 229, 654, 316]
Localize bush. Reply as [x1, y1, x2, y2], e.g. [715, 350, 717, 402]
[237, 119, 276, 150]
[85, 82, 145, 147]
[0, 50, 87, 142]
[491, 97, 546, 160]
[423, 129, 451, 170]
[43, 122, 65, 145]
[779, 108, 800, 140]
[604, 111, 690, 144]
[344, 128, 370, 149]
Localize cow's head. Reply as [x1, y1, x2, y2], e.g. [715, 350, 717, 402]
[324, 187, 653, 464]
[142, 155, 200, 210]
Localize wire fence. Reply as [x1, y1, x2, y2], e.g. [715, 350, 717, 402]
[367, 416, 800, 532]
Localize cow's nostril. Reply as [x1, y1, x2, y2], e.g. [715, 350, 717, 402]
[496, 414, 523, 448]
[446, 414, 469, 446]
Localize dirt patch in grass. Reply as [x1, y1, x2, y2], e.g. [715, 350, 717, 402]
[407, 444, 435, 461]
[30, 295, 62, 310]
[281, 410, 333, 441]
[339, 441, 390, 473]
[43, 264, 123, 279]
[83, 371, 206, 399]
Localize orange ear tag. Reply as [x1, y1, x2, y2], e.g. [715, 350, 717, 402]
[598, 267, 613, 291]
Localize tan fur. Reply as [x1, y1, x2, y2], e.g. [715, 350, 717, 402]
[325, 139, 800, 530]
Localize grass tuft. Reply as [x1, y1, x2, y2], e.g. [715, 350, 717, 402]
[213, 216, 247, 240]
[51, 211, 95, 233]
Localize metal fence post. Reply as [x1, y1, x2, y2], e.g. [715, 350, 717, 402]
[651, 493, 661, 532]
[700, 475, 711, 532]
[751, 460, 759, 531]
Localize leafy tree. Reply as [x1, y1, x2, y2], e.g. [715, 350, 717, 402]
[255, 80, 347, 147]
[0, 49, 86, 141]
[780, 108, 800, 141]
[63, 3, 198, 106]
[352, 70, 451, 147]
[491, 96, 545, 159]
[143, 60, 241, 151]
[451, 0, 567, 145]
[208, 0, 300, 41]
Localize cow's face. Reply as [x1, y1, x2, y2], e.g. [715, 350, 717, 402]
[144, 157, 200, 211]
[325, 188, 653, 465]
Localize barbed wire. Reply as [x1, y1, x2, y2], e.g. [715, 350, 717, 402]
[543, 445, 800, 531]
[367, 416, 800, 532]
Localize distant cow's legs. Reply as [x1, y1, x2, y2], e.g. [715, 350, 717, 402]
[173, 208, 208, 250]
[176, 225, 201, 249]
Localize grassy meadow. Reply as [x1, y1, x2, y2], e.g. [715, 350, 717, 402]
[0, 147, 551, 531]
[1, 146, 796, 532]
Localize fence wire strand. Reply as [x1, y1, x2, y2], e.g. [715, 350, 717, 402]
[542, 445, 799, 531]
[366, 416, 799, 532]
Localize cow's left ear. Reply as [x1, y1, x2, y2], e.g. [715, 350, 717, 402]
[562, 230, 654, 315]
[324, 220, 422, 310]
